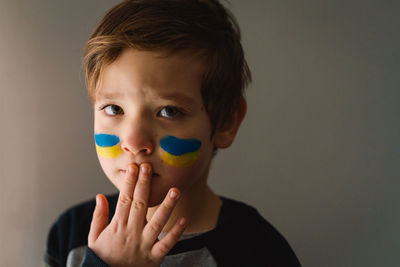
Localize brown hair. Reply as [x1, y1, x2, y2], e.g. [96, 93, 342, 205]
[82, 0, 251, 134]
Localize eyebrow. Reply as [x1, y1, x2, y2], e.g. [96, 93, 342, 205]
[96, 91, 124, 100]
[96, 90, 196, 106]
[158, 92, 196, 106]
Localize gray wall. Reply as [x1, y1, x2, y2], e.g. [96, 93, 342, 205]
[1, 1, 399, 266]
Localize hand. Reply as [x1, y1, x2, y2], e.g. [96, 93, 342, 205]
[88, 163, 187, 267]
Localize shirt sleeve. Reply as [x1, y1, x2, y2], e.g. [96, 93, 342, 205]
[43, 221, 62, 267]
[42, 250, 60, 267]
[81, 247, 110, 267]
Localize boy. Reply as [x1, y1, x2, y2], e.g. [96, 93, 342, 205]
[44, 0, 300, 266]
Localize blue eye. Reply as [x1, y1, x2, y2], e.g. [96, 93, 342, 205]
[159, 106, 182, 118]
[102, 104, 123, 115]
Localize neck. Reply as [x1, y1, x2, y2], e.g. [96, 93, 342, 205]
[147, 180, 222, 234]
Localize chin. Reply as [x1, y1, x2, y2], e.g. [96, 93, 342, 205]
[147, 194, 166, 208]
[147, 198, 163, 208]
[147, 184, 170, 207]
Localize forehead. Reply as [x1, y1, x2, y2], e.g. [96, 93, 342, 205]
[95, 49, 206, 102]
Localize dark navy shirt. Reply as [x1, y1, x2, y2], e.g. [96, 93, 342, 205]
[44, 194, 301, 266]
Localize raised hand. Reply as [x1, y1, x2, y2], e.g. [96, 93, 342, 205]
[88, 163, 187, 267]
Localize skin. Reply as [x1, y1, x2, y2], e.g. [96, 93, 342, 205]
[90, 48, 246, 266]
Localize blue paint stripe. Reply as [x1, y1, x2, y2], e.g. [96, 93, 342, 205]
[95, 133, 120, 147]
[160, 136, 201, 156]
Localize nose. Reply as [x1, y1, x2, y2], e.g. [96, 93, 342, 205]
[120, 118, 154, 156]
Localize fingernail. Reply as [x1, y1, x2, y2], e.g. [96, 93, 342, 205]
[96, 195, 100, 206]
[141, 164, 150, 174]
[128, 165, 138, 176]
[179, 218, 187, 226]
[170, 190, 177, 199]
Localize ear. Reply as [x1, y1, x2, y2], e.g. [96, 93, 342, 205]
[213, 97, 247, 149]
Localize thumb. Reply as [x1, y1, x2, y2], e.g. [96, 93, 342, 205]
[88, 194, 109, 246]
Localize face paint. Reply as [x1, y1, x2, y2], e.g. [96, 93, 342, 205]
[95, 133, 123, 159]
[160, 136, 202, 167]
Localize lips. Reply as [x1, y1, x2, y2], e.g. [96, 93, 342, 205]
[119, 169, 159, 178]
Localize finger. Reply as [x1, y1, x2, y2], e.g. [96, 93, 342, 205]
[114, 164, 139, 225]
[88, 194, 109, 246]
[128, 163, 152, 229]
[151, 217, 187, 259]
[142, 188, 181, 248]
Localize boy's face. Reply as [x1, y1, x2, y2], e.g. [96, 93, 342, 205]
[94, 49, 217, 207]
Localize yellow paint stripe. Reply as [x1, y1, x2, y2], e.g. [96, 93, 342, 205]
[96, 144, 123, 159]
[161, 150, 200, 167]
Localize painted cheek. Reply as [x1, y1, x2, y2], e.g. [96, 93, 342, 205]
[95, 133, 123, 159]
[160, 135, 202, 167]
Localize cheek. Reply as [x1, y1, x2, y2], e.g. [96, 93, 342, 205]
[95, 133, 122, 189]
[97, 156, 118, 184]
[156, 144, 212, 195]
[95, 133, 123, 159]
[98, 156, 113, 173]
[96, 146, 123, 159]
[159, 136, 202, 167]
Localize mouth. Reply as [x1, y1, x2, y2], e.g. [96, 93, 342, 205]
[119, 169, 160, 178]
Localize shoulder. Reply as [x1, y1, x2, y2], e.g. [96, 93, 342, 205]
[217, 196, 280, 236]
[218, 196, 267, 225]
[211, 196, 301, 266]
[45, 193, 118, 267]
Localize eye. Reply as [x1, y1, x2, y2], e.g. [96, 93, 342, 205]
[101, 104, 123, 116]
[158, 106, 182, 119]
